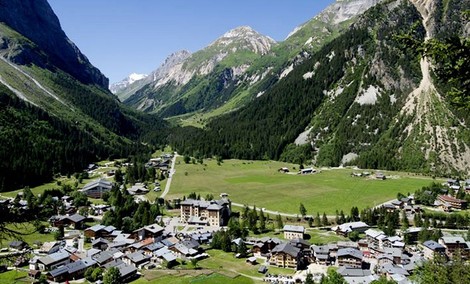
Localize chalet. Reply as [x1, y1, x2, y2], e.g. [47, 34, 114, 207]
[269, 243, 300, 268]
[180, 198, 231, 227]
[104, 260, 138, 282]
[289, 238, 310, 250]
[40, 241, 63, 254]
[123, 251, 151, 268]
[438, 195, 467, 210]
[402, 227, 423, 244]
[438, 236, 470, 259]
[79, 179, 113, 198]
[142, 242, 164, 256]
[332, 221, 369, 236]
[365, 229, 386, 252]
[84, 224, 117, 239]
[337, 267, 378, 284]
[127, 183, 149, 195]
[132, 223, 164, 241]
[52, 214, 86, 229]
[9, 240, 28, 251]
[92, 251, 115, 266]
[37, 250, 70, 271]
[47, 260, 87, 282]
[283, 225, 305, 240]
[91, 238, 110, 251]
[421, 240, 446, 259]
[337, 248, 363, 268]
[251, 237, 282, 255]
[378, 263, 410, 278]
[465, 180, 470, 193]
[154, 247, 177, 265]
[447, 179, 461, 190]
[170, 243, 198, 259]
[311, 245, 330, 265]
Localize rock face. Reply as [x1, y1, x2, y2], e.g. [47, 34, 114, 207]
[0, 0, 109, 88]
[110, 73, 148, 94]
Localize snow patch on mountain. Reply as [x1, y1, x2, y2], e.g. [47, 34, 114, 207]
[110, 73, 147, 94]
[355, 85, 381, 105]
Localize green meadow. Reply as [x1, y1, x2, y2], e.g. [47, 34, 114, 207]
[168, 158, 440, 215]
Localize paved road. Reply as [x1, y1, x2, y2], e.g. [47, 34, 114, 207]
[160, 152, 178, 199]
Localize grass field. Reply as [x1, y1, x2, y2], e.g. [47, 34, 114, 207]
[0, 270, 29, 283]
[135, 270, 257, 284]
[167, 158, 440, 215]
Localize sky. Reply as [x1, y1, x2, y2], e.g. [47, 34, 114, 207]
[48, 0, 335, 84]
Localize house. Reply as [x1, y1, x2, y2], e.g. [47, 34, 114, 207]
[80, 179, 113, 198]
[438, 236, 470, 258]
[337, 248, 363, 268]
[47, 260, 87, 282]
[9, 240, 28, 251]
[84, 224, 117, 239]
[169, 243, 198, 259]
[311, 245, 330, 265]
[378, 263, 410, 278]
[52, 214, 86, 229]
[421, 240, 446, 259]
[154, 247, 177, 265]
[132, 223, 164, 241]
[103, 260, 138, 282]
[127, 183, 149, 195]
[37, 250, 70, 271]
[464, 180, 470, 193]
[375, 172, 386, 180]
[92, 238, 110, 251]
[365, 229, 386, 252]
[92, 251, 115, 266]
[123, 251, 151, 268]
[251, 237, 282, 255]
[332, 222, 369, 236]
[283, 225, 305, 240]
[40, 241, 63, 254]
[258, 265, 268, 274]
[269, 243, 300, 268]
[447, 179, 461, 190]
[337, 267, 378, 284]
[180, 198, 231, 227]
[438, 195, 467, 210]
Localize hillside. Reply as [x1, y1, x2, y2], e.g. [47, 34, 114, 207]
[169, 0, 470, 175]
[0, 0, 167, 190]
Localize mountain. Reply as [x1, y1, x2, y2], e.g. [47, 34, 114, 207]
[0, 0, 166, 190]
[110, 73, 147, 95]
[169, 0, 470, 175]
[121, 26, 276, 116]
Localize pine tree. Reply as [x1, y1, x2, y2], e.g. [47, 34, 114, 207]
[322, 213, 329, 226]
[299, 203, 307, 217]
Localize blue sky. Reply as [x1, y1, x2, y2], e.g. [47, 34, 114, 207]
[48, 0, 335, 83]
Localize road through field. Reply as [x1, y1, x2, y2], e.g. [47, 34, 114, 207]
[160, 153, 178, 199]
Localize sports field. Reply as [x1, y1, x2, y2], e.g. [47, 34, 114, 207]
[167, 158, 439, 215]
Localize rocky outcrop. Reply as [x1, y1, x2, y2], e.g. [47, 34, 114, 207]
[0, 0, 109, 88]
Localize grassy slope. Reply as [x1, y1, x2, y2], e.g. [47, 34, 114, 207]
[168, 158, 441, 215]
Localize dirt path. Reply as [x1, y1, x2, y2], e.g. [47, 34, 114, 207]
[160, 153, 178, 198]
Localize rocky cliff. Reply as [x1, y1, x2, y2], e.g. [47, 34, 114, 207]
[0, 0, 109, 88]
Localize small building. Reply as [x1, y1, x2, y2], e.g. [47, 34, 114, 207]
[337, 248, 363, 268]
[332, 222, 369, 236]
[438, 236, 470, 259]
[300, 167, 316, 175]
[132, 223, 164, 241]
[9, 240, 28, 251]
[311, 245, 330, 265]
[375, 172, 386, 180]
[84, 224, 116, 239]
[258, 265, 268, 274]
[80, 179, 113, 198]
[279, 167, 290, 173]
[127, 183, 150, 195]
[52, 214, 86, 229]
[123, 251, 151, 268]
[421, 240, 446, 259]
[283, 225, 305, 240]
[92, 238, 110, 251]
[37, 250, 70, 271]
[438, 195, 467, 210]
[269, 243, 300, 268]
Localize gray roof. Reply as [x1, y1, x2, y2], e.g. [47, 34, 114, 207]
[271, 243, 300, 257]
[126, 251, 150, 263]
[135, 223, 164, 234]
[117, 263, 137, 278]
[423, 240, 445, 251]
[103, 259, 124, 269]
[81, 257, 97, 268]
[365, 229, 385, 239]
[312, 245, 330, 255]
[82, 179, 113, 191]
[337, 266, 371, 277]
[49, 266, 68, 277]
[86, 224, 105, 232]
[380, 263, 409, 276]
[283, 225, 305, 233]
[92, 238, 110, 246]
[67, 260, 87, 274]
[93, 251, 114, 264]
[440, 236, 466, 245]
[144, 242, 164, 252]
[39, 250, 70, 266]
[337, 248, 363, 260]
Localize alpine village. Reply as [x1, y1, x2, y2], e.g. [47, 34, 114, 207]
[0, 0, 469, 284]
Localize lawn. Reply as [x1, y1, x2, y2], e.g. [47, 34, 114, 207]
[0, 270, 29, 283]
[0, 222, 55, 249]
[135, 270, 257, 284]
[167, 159, 439, 215]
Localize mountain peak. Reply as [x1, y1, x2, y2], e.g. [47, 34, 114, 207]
[110, 73, 147, 94]
[209, 26, 276, 55]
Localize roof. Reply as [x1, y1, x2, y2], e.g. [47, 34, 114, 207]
[144, 242, 164, 251]
[82, 179, 113, 191]
[117, 263, 137, 278]
[334, 222, 369, 233]
[283, 225, 305, 233]
[365, 229, 385, 239]
[337, 266, 371, 277]
[38, 250, 70, 266]
[312, 245, 330, 254]
[49, 266, 68, 277]
[126, 251, 150, 263]
[423, 240, 445, 251]
[271, 243, 300, 257]
[86, 224, 105, 232]
[438, 195, 466, 203]
[380, 263, 410, 276]
[135, 223, 164, 234]
[93, 251, 114, 264]
[92, 238, 110, 246]
[337, 248, 363, 260]
[440, 236, 467, 245]
[67, 260, 87, 274]
[61, 213, 86, 223]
